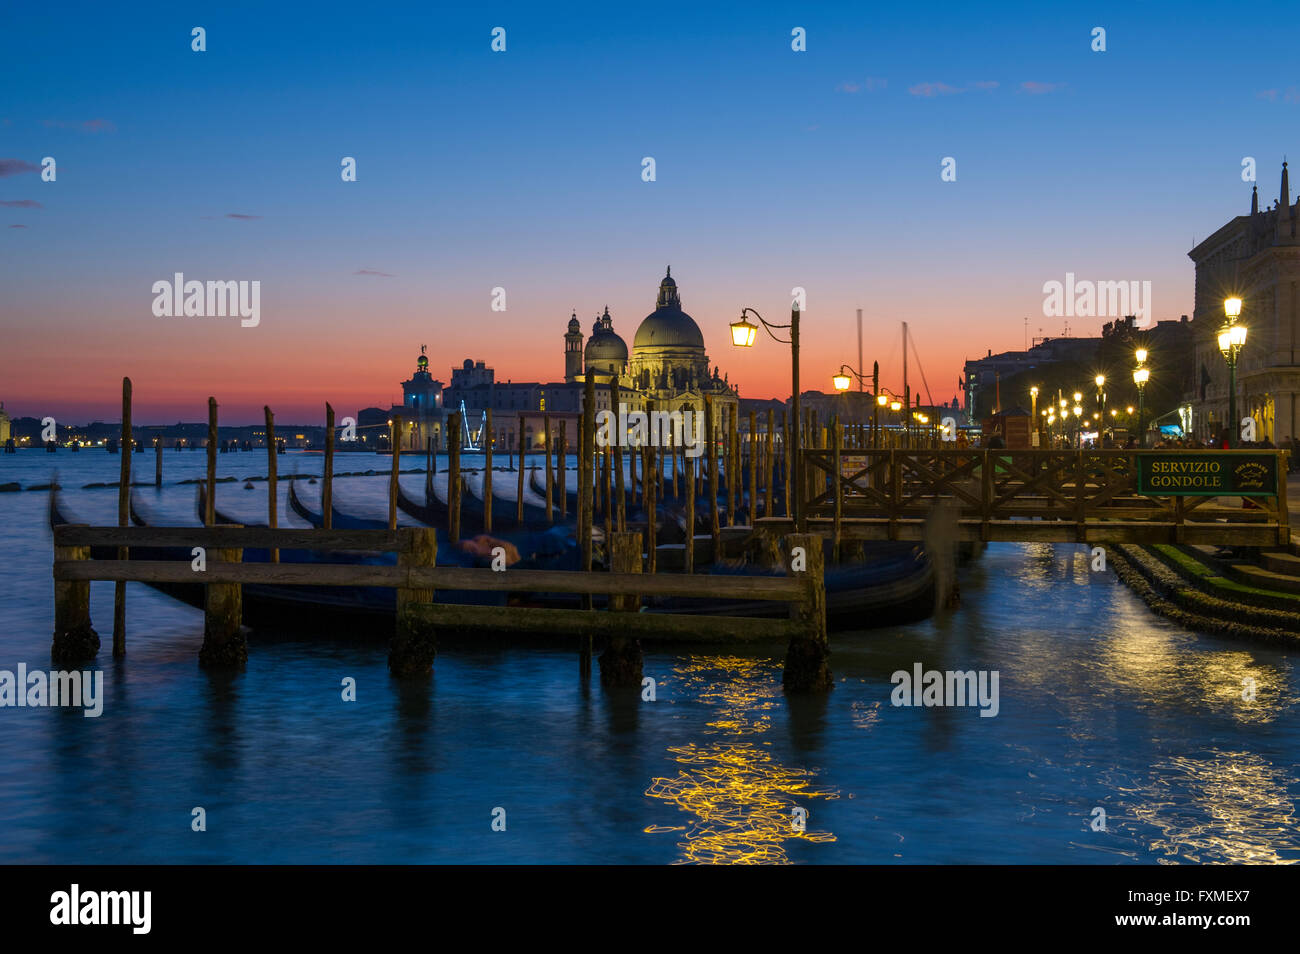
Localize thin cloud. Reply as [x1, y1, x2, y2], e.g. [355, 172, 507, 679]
[0, 199, 41, 208]
[42, 118, 116, 133]
[0, 158, 40, 177]
[909, 82, 963, 97]
[1020, 81, 1064, 95]
[837, 77, 887, 94]
[354, 269, 395, 277]
[225, 213, 261, 220]
[8, 224, 27, 228]
[909, 80, 1000, 97]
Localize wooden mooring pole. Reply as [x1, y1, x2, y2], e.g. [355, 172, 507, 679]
[599, 530, 644, 688]
[447, 411, 460, 543]
[765, 408, 774, 519]
[51, 527, 98, 664]
[580, 376, 597, 672]
[154, 436, 162, 487]
[684, 453, 695, 574]
[323, 403, 335, 531]
[781, 532, 831, 691]
[205, 397, 217, 526]
[389, 414, 402, 532]
[544, 414, 553, 523]
[265, 406, 278, 562]
[113, 376, 131, 656]
[198, 528, 246, 668]
[516, 415, 526, 525]
[483, 407, 493, 534]
[389, 526, 438, 676]
[558, 419, 567, 520]
[748, 409, 757, 525]
[706, 395, 719, 559]
[646, 402, 657, 575]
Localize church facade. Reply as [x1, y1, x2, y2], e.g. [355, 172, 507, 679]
[373, 269, 739, 451]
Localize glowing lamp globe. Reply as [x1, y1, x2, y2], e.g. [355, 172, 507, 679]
[730, 317, 757, 348]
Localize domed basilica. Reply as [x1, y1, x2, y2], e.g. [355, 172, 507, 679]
[566, 267, 737, 416]
[372, 268, 739, 451]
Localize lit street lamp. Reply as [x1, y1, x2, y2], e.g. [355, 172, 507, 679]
[732, 303, 801, 526]
[1133, 349, 1149, 447]
[1030, 386, 1039, 446]
[1218, 297, 1248, 446]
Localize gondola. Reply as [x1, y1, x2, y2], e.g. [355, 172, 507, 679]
[51, 479, 934, 636]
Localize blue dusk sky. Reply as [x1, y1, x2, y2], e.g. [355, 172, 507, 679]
[1, 0, 1295, 421]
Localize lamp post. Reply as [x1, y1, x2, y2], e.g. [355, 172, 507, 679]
[832, 362, 881, 446]
[732, 303, 801, 527]
[1094, 374, 1106, 439]
[1218, 297, 1247, 446]
[1133, 356, 1149, 448]
[1029, 386, 1039, 447]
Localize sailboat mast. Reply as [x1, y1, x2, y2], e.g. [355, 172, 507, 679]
[902, 321, 908, 407]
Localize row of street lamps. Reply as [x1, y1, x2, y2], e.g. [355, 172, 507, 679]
[726, 296, 1252, 524]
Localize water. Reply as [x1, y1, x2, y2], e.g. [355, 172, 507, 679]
[1, 448, 1297, 863]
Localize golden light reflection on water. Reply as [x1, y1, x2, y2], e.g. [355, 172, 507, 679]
[1128, 752, 1300, 864]
[644, 655, 838, 864]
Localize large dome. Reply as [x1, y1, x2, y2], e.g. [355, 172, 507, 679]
[633, 267, 705, 351]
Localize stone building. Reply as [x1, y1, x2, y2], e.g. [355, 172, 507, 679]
[1187, 162, 1300, 444]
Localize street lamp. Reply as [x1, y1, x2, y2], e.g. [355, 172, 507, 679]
[1030, 386, 1039, 447]
[1218, 298, 1248, 445]
[1133, 365, 1149, 446]
[733, 304, 801, 525]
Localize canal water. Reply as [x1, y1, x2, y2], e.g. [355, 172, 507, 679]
[1, 449, 1297, 864]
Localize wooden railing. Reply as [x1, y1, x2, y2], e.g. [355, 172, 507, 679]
[782, 449, 1292, 547]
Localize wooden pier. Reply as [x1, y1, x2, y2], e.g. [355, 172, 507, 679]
[50, 524, 829, 689]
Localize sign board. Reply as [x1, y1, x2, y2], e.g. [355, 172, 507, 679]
[841, 455, 867, 479]
[1136, 453, 1278, 496]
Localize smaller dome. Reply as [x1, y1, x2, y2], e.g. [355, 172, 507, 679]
[585, 330, 628, 366]
[567, 311, 581, 333]
[417, 355, 429, 369]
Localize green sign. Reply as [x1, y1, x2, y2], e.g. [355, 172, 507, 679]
[1136, 453, 1278, 496]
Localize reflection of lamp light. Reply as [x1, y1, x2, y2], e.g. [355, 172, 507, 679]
[730, 316, 758, 347]
[832, 372, 851, 392]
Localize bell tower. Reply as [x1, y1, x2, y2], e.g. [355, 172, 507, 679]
[564, 311, 584, 382]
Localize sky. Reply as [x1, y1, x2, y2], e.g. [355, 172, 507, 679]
[2, 0, 1297, 424]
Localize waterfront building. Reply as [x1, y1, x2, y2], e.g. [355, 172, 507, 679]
[1187, 162, 1300, 444]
